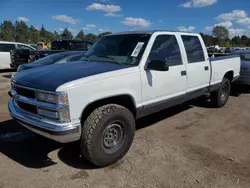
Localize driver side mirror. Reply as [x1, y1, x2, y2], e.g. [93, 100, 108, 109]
[146, 60, 169, 71]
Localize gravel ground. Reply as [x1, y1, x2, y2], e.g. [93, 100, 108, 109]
[0, 72, 250, 188]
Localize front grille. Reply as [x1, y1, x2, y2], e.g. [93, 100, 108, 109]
[14, 85, 35, 99]
[17, 101, 37, 114]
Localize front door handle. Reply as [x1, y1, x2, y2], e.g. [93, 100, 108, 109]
[181, 70, 186, 76]
[205, 66, 209, 71]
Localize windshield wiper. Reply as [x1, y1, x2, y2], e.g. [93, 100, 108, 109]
[96, 55, 121, 65]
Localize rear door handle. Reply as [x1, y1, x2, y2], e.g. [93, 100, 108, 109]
[205, 66, 209, 71]
[181, 70, 186, 76]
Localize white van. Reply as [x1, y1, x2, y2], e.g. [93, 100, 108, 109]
[0, 41, 35, 69]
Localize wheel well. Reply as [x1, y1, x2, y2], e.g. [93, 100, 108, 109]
[81, 95, 137, 123]
[224, 71, 234, 82]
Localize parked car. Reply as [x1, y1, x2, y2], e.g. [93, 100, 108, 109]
[0, 41, 35, 69]
[232, 50, 250, 85]
[29, 44, 44, 50]
[10, 39, 94, 68]
[8, 30, 240, 167]
[17, 51, 87, 72]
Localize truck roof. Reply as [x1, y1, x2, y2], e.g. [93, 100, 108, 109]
[107, 30, 198, 36]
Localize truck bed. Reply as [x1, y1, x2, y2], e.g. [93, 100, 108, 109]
[209, 54, 241, 86]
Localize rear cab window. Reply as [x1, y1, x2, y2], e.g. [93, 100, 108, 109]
[147, 34, 183, 67]
[181, 35, 205, 63]
[0, 43, 16, 52]
[240, 54, 250, 61]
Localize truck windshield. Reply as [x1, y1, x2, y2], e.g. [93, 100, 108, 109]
[82, 34, 151, 65]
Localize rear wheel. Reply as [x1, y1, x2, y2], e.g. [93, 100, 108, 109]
[80, 104, 135, 167]
[210, 77, 231, 107]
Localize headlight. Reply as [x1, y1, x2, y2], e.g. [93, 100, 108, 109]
[36, 92, 68, 105]
[38, 107, 70, 122]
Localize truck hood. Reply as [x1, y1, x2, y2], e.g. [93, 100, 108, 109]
[12, 61, 131, 92]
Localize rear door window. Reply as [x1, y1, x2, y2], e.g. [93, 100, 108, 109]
[0, 43, 15, 52]
[181, 35, 205, 63]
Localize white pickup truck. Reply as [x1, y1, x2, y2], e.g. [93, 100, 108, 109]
[8, 31, 240, 167]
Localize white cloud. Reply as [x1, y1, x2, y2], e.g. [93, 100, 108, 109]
[237, 17, 250, 26]
[52, 15, 77, 24]
[104, 12, 123, 17]
[181, 0, 217, 8]
[181, 2, 192, 8]
[216, 21, 233, 29]
[229, 28, 250, 38]
[216, 10, 248, 21]
[99, 28, 110, 32]
[82, 24, 96, 31]
[87, 3, 121, 13]
[58, 28, 64, 32]
[17, 17, 30, 22]
[177, 26, 195, 32]
[205, 26, 213, 32]
[121, 17, 151, 28]
[158, 20, 163, 23]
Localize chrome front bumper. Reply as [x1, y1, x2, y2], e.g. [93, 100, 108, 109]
[8, 98, 81, 143]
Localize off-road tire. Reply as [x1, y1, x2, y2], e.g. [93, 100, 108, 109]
[80, 104, 135, 167]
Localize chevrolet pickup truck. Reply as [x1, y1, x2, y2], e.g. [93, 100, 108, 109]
[8, 31, 240, 167]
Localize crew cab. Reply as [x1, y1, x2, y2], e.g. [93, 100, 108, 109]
[8, 31, 240, 167]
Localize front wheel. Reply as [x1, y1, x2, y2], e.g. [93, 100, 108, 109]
[80, 104, 135, 167]
[210, 77, 231, 107]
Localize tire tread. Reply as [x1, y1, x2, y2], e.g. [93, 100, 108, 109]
[80, 104, 127, 165]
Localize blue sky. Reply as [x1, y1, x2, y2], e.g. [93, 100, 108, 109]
[0, 0, 250, 38]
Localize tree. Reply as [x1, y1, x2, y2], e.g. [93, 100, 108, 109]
[97, 32, 112, 39]
[225, 40, 231, 47]
[29, 25, 40, 43]
[0, 20, 15, 41]
[60, 28, 73, 40]
[54, 31, 60, 39]
[232, 36, 241, 46]
[75, 30, 85, 40]
[212, 26, 229, 46]
[84, 33, 97, 42]
[40, 25, 46, 41]
[200, 32, 213, 46]
[241, 35, 250, 47]
[15, 21, 29, 43]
